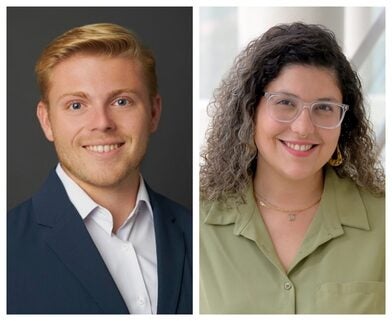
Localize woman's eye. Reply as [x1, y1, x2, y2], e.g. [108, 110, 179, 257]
[277, 99, 295, 107]
[315, 104, 333, 112]
[69, 102, 82, 110]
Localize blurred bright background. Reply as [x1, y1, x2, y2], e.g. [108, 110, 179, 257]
[199, 7, 385, 165]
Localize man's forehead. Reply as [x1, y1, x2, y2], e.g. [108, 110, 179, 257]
[46, 54, 148, 99]
[50, 52, 142, 73]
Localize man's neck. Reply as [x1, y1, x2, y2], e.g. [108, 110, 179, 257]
[62, 165, 141, 232]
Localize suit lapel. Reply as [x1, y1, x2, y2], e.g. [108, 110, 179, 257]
[148, 187, 185, 314]
[33, 171, 129, 314]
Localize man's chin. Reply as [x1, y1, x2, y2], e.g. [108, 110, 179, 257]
[62, 165, 139, 190]
[86, 170, 138, 186]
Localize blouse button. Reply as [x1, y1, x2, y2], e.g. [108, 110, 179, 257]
[284, 282, 292, 290]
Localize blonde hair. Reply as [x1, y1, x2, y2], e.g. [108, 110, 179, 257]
[35, 23, 157, 102]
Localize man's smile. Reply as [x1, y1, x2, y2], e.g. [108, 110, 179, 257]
[83, 143, 125, 153]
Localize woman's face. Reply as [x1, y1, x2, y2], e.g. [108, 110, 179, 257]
[254, 64, 342, 181]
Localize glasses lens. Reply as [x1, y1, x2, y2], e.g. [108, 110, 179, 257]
[311, 103, 343, 128]
[267, 95, 299, 122]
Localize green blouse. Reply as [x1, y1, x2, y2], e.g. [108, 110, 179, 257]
[200, 168, 385, 314]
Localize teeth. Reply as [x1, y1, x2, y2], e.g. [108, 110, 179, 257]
[285, 142, 313, 152]
[85, 144, 121, 153]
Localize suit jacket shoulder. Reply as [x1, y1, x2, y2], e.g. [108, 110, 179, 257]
[8, 171, 129, 314]
[148, 187, 192, 236]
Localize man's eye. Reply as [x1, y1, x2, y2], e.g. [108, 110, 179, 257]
[114, 98, 131, 106]
[69, 102, 82, 110]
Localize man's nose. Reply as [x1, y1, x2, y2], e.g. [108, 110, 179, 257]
[88, 105, 116, 131]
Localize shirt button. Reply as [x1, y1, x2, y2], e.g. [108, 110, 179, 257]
[136, 296, 146, 306]
[284, 282, 292, 290]
[121, 244, 130, 252]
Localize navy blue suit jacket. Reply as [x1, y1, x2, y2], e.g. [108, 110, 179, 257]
[7, 171, 192, 314]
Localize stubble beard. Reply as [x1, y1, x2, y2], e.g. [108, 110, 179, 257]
[54, 141, 147, 190]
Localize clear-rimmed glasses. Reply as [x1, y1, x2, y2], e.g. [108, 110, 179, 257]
[263, 92, 349, 129]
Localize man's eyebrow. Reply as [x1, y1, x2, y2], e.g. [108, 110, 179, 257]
[56, 91, 89, 103]
[107, 88, 141, 99]
[55, 88, 142, 103]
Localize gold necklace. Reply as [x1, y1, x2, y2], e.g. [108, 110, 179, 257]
[254, 192, 321, 222]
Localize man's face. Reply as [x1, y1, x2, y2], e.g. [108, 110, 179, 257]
[37, 54, 161, 190]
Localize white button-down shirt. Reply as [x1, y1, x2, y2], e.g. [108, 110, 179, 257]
[56, 164, 157, 314]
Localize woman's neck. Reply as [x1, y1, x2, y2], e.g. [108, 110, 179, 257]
[253, 164, 324, 209]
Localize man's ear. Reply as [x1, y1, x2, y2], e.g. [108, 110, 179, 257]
[36, 101, 54, 142]
[150, 95, 162, 133]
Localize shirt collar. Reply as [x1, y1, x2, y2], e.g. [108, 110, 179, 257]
[55, 164, 153, 222]
[203, 166, 370, 231]
[322, 166, 370, 231]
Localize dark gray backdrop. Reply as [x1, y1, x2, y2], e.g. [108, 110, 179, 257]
[7, 7, 192, 210]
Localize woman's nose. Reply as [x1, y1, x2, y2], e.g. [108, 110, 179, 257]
[290, 106, 315, 137]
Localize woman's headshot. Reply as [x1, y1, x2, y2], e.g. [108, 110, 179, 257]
[200, 8, 385, 314]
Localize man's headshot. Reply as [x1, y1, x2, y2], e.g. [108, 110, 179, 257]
[7, 8, 192, 314]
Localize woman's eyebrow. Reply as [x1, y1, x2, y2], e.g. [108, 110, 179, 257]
[273, 91, 340, 102]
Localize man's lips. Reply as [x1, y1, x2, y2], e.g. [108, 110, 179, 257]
[83, 142, 125, 153]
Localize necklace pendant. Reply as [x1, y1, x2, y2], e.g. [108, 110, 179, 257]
[259, 200, 267, 207]
[288, 213, 296, 222]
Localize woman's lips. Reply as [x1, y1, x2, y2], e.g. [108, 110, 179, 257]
[284, 142, 313, 152]
[280, 140, 318, 156]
